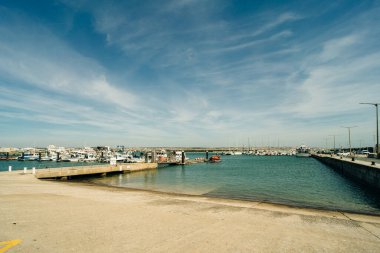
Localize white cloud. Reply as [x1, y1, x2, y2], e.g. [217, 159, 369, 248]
[1, 2, 380, 147]
[282, 39, 380, 118]
[0, 11, 138, 112]
[319, 34, 359, 62]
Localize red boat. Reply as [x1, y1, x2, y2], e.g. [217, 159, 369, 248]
[209, 155, 221, 162]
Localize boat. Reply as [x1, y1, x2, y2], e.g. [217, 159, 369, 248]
[114, 153, 128, 162]
[296, 145, 311, 157]
[17, 153, 39, 161]
[172, 151, 184, 162]
[83, 153, 97, 162]
[209, 155, 221, 163]
[68, 157, 81, 162]
[128, 157, 145, 163]
[156, 149, 168, 161]
[39, 155, 51, 161]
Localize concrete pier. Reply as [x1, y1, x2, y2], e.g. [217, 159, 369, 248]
[312, 154, 380, 191]
[158, 158, 207, 166]
[35, 163, 157, 179]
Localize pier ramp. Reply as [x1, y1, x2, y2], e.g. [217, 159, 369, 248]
[35, 163, 157, 179]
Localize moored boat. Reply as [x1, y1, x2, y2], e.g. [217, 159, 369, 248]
[296, 145, 311, 157]
[209, 155, 221, 162]
[17, 153, 39, 161]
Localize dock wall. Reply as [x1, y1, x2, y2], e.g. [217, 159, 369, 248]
[35, 163, 157, 179]
[312, 155, 380, 191]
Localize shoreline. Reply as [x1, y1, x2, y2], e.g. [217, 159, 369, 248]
[82, 178, 380, 217]
[1, 171, 380, 252]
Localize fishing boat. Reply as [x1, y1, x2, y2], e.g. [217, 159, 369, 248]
[209, 155, 221, 162]
[296, 145, 311, 157]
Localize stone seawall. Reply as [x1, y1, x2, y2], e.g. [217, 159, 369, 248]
[312, 155, 380, 192]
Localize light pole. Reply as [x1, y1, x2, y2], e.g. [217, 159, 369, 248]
[360, 103, 379, 158]
[342, 126, 357, 156]
[329, 134, 337, 153]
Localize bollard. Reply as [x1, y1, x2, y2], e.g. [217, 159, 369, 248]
[8, 165, 12, 172]
[371, 161, 376, 166]
[24, 167, 27, 174]
[351, 157, 355, 161]
[32, 167, 36, 174]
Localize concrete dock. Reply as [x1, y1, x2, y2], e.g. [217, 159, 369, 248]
[35, 163, 157, 179]
[312, 154, 380, 191]
[158, 158, 207, 166]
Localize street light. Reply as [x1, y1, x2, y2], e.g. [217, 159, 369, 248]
[360, 103, 379, 158]
[342, 126, 357, 156]
[329, 134, 337, 153]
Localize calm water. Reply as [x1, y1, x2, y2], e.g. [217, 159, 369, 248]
[91, 154, 380, 214]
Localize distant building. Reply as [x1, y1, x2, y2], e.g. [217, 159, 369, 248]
[0, 147, 19, 152]
[116, 145, 125, 151]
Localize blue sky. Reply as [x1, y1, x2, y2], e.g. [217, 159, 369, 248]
[0, 0, 379, 148]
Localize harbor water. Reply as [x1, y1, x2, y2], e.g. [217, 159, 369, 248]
[2, 154, 380, 214]
[91, 154, 380, 214]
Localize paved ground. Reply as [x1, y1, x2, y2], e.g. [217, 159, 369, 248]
[321, 154, 380, 168]
[1, 171, 380, 253]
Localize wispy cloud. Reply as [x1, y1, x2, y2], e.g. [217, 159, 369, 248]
[1, 1, 380, 147]
[0, 8, 143, 111]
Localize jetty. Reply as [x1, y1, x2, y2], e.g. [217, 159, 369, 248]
[155, 150, 210, 165]
[35, 163, 157, 179]
[312, 154, 380, 191]
[158, 158, 207, 166]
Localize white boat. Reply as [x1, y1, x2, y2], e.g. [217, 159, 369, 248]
[156, 149, 168, 161]
[166, 151, 188, 162]
[68, 157, 81, 162]
[114, 153, 128, 162]
[83, 153, 97, 162]
[175, 151, 186, 162]
[39, 155, 51, 161]
[17, 153, 39, 161]
[128, 157, 145, 163]
[296, 145, 311, 157]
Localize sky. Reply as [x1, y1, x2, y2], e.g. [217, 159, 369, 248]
[0, 0, 380, 148]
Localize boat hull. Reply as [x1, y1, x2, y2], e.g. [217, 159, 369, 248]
[296, 153, 311, 157]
